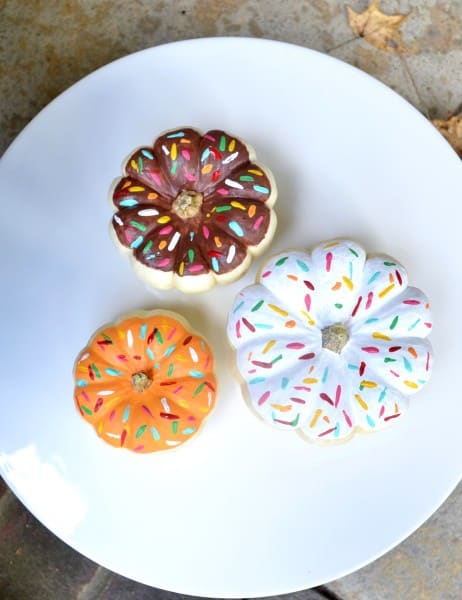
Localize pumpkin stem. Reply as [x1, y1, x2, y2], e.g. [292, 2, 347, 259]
[131, 371, 153, 393]
[321, 323, 349, 354]
[172, 189, 203, 219]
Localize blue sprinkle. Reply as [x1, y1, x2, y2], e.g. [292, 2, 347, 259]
[76, 379, 88, 387]
[141, 149, 154, 159]
[122, 405, 130, 423]
[233, 300, 245, 314]
[146, 348, 155, 360]
[189, 231, 195, 241]
[105, 368, 123, 376]
[150, 426, 160, 441]
[146, 254, 156, 260]
[182, 427, 195, 435]
[366, 415, 376, 428]
[281, 377, 289, 390]
[365, 317, 380, 324]
[296, 259, 309, 272]
[211, 257, 220, 272]
[119, 198, 138, 207]
[229, 220, 244, 237]
[167, 131, 185, 138]
[333, 423, 340, 438]
[403, 357, 413, 372]
[379, 387, 387, 402]
[201, 147, 210, 162]
[253, 184, 269, 194]
[408, 318, 421, 331]
[189, 370, 205, 378]
[164, 344, 176, 358]
[322, 367, 329, 383]
[348, 364, 358, 370]
[254, 323, 274, 329]
[139, 324, 147, 340]
[367, 271, 381, 285]
[130, 236, 144, 249]
[250, 377, 266, 384]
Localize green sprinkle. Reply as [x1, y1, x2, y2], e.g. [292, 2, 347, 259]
[193, 382, 206, 396]
[251, 300, 264, 312]
[143, 240, 153, 255]
[130, 220, 147, 232]
[384, 357, 397, 363]
[275, 256, 289, 266]
[136, 424, 147, 439]
[167, 363, 174, 377]
[81, 405, 93, 416]
[219, 135, 226, 151]
[102, 334, 113, 343]
[138, 156, 144, 174]
[349, 247, 359, 257]
[390, 315, 399, 330]
[271, 354, 283, 364]
[156, 329, 163, 344]
[188, 248, 195, 262]
[215, 205, 232, 212]
[91, 363, 101, 379]
[172, 421, 179, 435]
[239, 175, 254, 181]
[170, 161, 178, 175]
[384, 261, 396, 266]
[334, 303, 343, 309]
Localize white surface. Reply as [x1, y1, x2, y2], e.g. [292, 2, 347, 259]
[0, 38, 461, 597]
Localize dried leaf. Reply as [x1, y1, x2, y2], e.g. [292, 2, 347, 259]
[347, 0, 416, 53]
[432, 115, 462, 158]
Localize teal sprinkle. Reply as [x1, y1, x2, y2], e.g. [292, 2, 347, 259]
[170, 161, 178, 175]
[201, 148, 210, 162]
[76, 379, 88, 387]
[254, 323, 274, 329]
[250, 377, 266, 384]
[384, 261, 396, 266]
[130, 236, 144, 249]
[141, 149, 154, 159]
[164, 344, 176, 358]
[322, 367, 329, 383]
[122, 405, 130, 423]
[349, 247, 359, 257]
[253, 184, 269, 194]
[154, 362, 161, 370]
[167, 131, 185, 138]
[379, 387, 387, 402]
[240, 175, 254, 181]
[189, 370, 205, 378]
[349, 261, 353, 280]
[408, 318, 421, 331]
[348, 364, 358, 370]
[365, 317, 380, 324]
[390, 315, 399, 330]
[146, 348, 155, 360]
[119, 198, 138, 207]
[146, 254, 156, 260]
[291, 413, 300, 427]
[167, 363, 174, 377]
[418, 378, 426, 384]
[130, 220, 147, 231]
[367, 271, 381, 285]
[138, 156, 144, 174]
[233, 300, 244, 313]
[139, 324, 147, 340]
[189, 231, 195, 241]
[333, 423, 340, 438]
[281, 377, 289, 389]
[105, 368, 123, 376]
[251, 300, 264, 312]
[150, 426, 160, 441]
[211, 257, 220, 272]
[136, 424, 147, 439]
[182, 427, 195, 435]
[271, 354, 283, 364]
[229, 220, 244, 237]
[403, 357, 413, 372]
[275, 256, 289, 266]
[366, 415, 376, 428]
[296, 259, 309, 272]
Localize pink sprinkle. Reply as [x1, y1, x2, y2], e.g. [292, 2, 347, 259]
[204, 134, 216, 141]
[304, 293, 311, 312]
[262, 270, 272, 278]
[157, 258, 170, 267]
[335, 384, 342, 407]
[362, 346, 379, 353]
[188, 415, 196, 421]
[426, 352, 431, 371]
[286, 342, 305, 349]
[124, 230, 134, 243]
[390, 369, 400, 378]
[253, 215, 264, 230]
[134, 445, 144, 452]
[258, 391, 271, 405]
[173, 386, 184, 394]
[202, 225, 210, 239]
[403, 299, 420, 305]
[167, 327, 177, 340]
[189, 264, 204, 272]
[81, 390, 90, 402]
[294, 386, 311, 391]
[159, 225, 173, 235]
[326, 251, 333, 272]
[184, 172, 196, 181]
[216, 188, 228, 195]
[290, 397, 306, 404]
[182, 149, 191, 160]
[366, 291, 374, 309]
[248, 369, 257, 374]
[424, 322, 432, 328]
[351, 295, 362, 317]
[236, 320, 241, 339]
[150, 172, 161, 186]
[343, 410, 352, 427]
[205, 355, 210, 369]
[109, 410, 116, 422]
[379, 405, 385, 418]
[142, 405, 154, 418]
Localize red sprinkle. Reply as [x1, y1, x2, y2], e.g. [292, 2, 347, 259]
[160, 412, 180, 420]
[320, 392, 334, 405]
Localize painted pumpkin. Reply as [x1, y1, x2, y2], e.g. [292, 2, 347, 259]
[74, 310, 216, 452]
[227, 239, 433, 443]
[110, 127, 277, 293]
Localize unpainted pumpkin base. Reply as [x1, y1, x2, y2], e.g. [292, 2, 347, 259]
[321, 323, 349, 354]
[131, 371, 153, 393]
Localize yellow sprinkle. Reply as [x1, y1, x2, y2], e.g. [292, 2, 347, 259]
[117, 329, 125, 340]
[303, 377, 318, 384]
[171, 142, 177, 161]
[404, 380, 418, 389]
[179, 261, 185, 276]
[248, 169, 263, 176]
[355, 394, 369, 410]
[201, 163, 213, 174]
[231, 201, 246, 210]
[130, 159, 139, 172]
[268, 304, 289, 317]
[360, 380, 377, 389]
[324, 241, 340, 249]
[372, 332, 392, 341]
[378, 283, 395, 298]
[199, 407, 209, 413]
[248, 204, 256, 217]
[98, 422, 104, 434]
[178, 400, 189, 408]
[301, 310, 316, 326]
[176, 355, 187, 362]
[309, 409, 322, 428]
[77, 365, 87, 373]
[159, 240, 167, 250]
[342, 276, 353, 290]
[214, 235, 222, 248]
[271, 403, 292, 412]
[228, 139, 236, 152]
[128, 186, 145, 192]
[262, 340, 276, 354]
[157, 215, 171, 224]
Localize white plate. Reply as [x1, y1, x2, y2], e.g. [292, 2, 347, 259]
[0, 38, 461, 597]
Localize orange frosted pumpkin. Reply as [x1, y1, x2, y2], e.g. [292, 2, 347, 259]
[73, 310, 216, 453]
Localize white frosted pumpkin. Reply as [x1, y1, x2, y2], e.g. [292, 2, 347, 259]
[227, 239, 433, 442]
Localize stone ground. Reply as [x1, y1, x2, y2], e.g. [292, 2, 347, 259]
[0, 1, 461, 598]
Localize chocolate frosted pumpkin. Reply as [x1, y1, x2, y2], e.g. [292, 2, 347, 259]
[110, 128, 277, 292]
